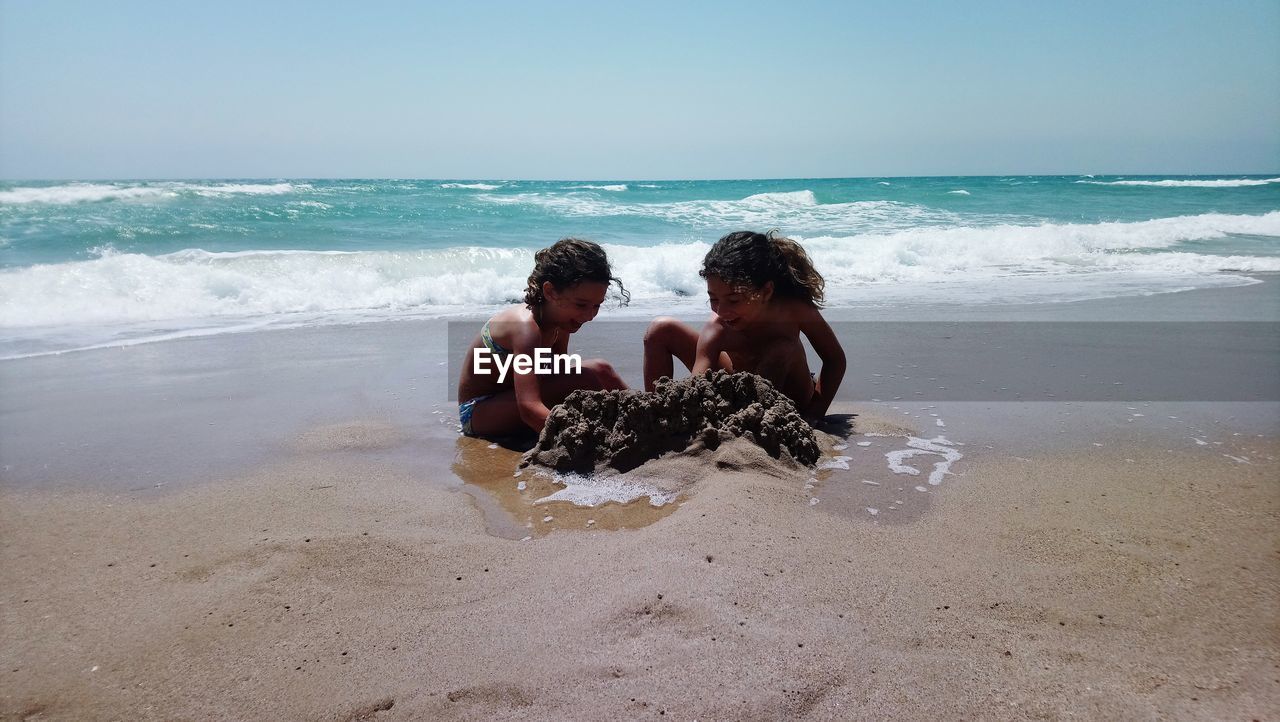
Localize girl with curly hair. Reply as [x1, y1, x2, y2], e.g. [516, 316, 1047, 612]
[643, 230, 846, 420]
[457, 238, 629, 436]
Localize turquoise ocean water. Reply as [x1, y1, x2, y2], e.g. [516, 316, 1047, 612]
[1, 176, 1278, 358]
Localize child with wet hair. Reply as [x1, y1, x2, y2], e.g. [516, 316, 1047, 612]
[457, 238, 629, 436]
[643, 230, 846, 421]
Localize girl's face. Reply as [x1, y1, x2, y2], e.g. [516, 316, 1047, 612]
[542, 280, 608, 333]
[706, 276, 773, 328]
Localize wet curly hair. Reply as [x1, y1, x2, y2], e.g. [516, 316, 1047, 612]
[699, 230, 825, 307]
[523, 238, 630, 308]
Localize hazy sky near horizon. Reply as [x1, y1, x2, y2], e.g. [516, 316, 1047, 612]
[1, 0, 1277, 180]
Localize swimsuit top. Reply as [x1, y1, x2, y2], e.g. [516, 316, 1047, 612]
[481, 320, 512, 358]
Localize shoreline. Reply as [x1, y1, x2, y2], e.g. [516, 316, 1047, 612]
[4, 270, 1278, 363]
[3, 277, 1277, 492]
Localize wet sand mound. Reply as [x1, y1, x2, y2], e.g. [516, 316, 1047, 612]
[522, 370, 820, 473]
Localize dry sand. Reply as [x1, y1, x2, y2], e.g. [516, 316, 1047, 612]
[2, 410, 1277, 720]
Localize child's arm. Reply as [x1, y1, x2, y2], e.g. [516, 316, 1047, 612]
[510, 328, 554, 432]
[513, 372, 552, 431]
[690, 319, 728, 375]
[798, 305, 846, 419]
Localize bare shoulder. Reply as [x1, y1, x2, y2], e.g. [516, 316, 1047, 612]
[699, 313, 733, 345]
[695, 313, 741, 358]
[790, 301, 844, 358]
[488, 306, 540, 350]
[692, 314, 732, 373]
[777, 297, 824, 324]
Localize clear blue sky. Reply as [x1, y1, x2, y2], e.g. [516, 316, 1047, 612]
[1, 0, 1277, 179]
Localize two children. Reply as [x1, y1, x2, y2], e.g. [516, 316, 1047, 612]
[459, 232, 845, 436]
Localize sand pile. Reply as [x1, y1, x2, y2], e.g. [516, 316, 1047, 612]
[522, 370, 820, 473]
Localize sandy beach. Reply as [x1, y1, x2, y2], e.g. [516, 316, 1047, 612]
[3, 281, 1278, 719]
[4, 0, 1278, 716]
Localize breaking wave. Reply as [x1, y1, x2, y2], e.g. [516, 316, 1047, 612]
[2, 211, 1277, 357]
[1076, 177, 1280, 188]
[0, 181, 306, 204]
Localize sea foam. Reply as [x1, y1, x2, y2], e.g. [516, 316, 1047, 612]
[0, 184, 179, 204]
[440, 182, 503, 190]
[0, 181, 305, 204]
[1076, 177, 1280, 188]
[885, 436, 963, 485]
[534, 471, 678, 507]
[187, 182, 300, 196]
[3, 211, 1278, 344]
[480, 189, 965, 234]
[797, 211, 1280, 288]
[0, 246, 533, 331]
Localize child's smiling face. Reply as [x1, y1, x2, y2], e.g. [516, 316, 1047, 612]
[705, 276, 773, 328]
[542, 280, 608, 332]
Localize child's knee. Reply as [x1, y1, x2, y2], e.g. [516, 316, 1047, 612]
[582, 358, 625, 390]
[643, 316, 680, 347]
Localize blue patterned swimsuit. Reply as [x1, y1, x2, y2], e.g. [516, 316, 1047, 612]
[458, 320, 512, 436]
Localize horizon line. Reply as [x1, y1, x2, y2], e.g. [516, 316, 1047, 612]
[3, 172, 1279, 183]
